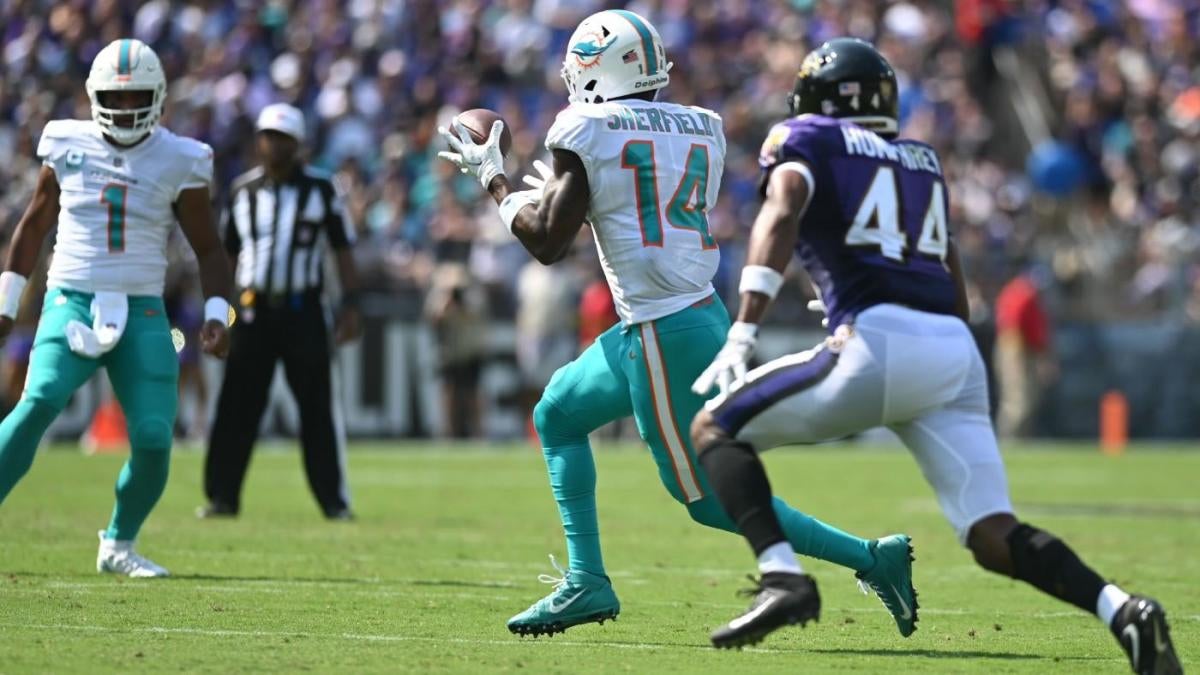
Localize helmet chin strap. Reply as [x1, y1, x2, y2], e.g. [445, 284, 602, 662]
[104, 129, 150, 146]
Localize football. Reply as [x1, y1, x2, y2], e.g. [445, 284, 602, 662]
[454, 108, 513, 156]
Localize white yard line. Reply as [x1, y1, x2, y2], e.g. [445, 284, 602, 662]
[10, 584, 1197, 622]
[0, 622, 795, 654]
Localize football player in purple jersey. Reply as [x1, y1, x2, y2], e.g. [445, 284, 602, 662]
[688, 38, 1181, 675]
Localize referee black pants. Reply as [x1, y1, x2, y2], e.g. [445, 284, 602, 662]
[204, 296, 349, 516]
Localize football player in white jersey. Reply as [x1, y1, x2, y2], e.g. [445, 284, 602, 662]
[439, 10, 915, 638]
[0, 39, 232, 577]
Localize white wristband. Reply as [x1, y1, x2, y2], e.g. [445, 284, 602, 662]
[738, 265, 785, 300]
[0, 271, 28, 319]
[204, 297, 232, 326]
[498, 190, 539, 234]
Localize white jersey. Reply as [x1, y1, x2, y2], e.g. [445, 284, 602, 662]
[37, 119, 213, 296]
[546, 100, 725, 325]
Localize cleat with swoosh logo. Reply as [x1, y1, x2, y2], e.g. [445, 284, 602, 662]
[507, 555, 620, 637]
[710, 572, 820, 649]
[855, 534, 919, 637]
[1112, 596, 1183, 675]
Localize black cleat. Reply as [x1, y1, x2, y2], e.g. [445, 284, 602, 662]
[324, 508, 356, 521]
[710, 572, 821, 649]
[195, 501, 237, 519]
[1112, 596, 1183, 675]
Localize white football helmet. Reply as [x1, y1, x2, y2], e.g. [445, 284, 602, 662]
[86, 39, 167, 144]
[561, 10, 672, 105]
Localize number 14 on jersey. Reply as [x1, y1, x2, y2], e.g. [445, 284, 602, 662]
[621, 140, 716, 250]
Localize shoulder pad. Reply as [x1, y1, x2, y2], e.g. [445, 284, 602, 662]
[545, 104, 603, 160]
[37, 119, 94, 160]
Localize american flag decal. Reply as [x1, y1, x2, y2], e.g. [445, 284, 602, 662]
[622, 50, 637, 63]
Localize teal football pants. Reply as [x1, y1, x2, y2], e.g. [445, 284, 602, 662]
[0, 288, 178, 540]
[533, 295, 874, 578]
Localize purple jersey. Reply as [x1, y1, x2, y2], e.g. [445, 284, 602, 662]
[759, 115, 958, 331]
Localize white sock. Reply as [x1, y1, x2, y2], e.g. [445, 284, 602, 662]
[1097, 584, 1132, 627]
[757, 541, 803, 575]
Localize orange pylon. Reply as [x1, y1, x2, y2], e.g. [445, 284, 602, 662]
[1100, 390, 1128, 456]
[82, 399, 128, 454]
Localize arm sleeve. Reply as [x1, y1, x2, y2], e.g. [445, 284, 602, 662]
[176, 144, 214, 200]
[545, 107, 597, 173]
[324, 178, 356, 249]
[36, 122, 65, 178]
[758, 120, 825, 197]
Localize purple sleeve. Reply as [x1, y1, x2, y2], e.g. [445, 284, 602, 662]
[757, 118, 829, 196]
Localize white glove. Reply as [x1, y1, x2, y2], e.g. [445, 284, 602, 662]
[437, 119, 507, 190]
[521, 159, 554, 196]
[691, 322, 758, 396]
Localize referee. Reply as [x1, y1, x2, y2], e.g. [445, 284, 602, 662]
[200, 103, 362, 520]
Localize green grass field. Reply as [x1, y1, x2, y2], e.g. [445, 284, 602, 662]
[0, 442, 1195, 673]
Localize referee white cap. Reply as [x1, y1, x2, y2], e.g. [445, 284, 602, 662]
[256, 103, 306, 142]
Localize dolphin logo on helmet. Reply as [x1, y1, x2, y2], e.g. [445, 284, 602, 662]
[571, 32, 619, 65]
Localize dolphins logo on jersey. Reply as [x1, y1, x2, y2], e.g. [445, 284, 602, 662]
[570, 31, 618, 69]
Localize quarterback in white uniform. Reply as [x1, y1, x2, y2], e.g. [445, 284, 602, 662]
[439, 10, 914, 639]
[0, 39, 232, 577]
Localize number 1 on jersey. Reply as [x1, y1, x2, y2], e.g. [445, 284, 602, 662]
[100, 183, 127, 253]
[621, 140, 715, 249]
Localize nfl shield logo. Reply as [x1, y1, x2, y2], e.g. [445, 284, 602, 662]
[113, 157, 123, 168]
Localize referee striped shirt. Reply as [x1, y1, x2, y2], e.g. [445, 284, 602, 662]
[222, 165, 355, 297]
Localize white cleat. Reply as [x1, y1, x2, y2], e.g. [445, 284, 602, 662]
[95, 530, 170, 578]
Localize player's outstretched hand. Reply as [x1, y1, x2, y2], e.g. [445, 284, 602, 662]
[521, 159, 554, 196]
[691, 322, 758, 396]
[437, 119, 507, 190]
[200, 319, 230, 359]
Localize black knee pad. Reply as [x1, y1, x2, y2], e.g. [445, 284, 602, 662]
[696, 438, 783, 556]
[1007, 522, 1106, 612]
[1007, 523, 1064, 583]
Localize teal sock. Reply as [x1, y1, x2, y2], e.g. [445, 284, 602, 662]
[687, 495, 874, 572]
[0, 398, 59, 504]
[543, 442, 605, 577]
[771, 496, 875, 572]
[105, 449, 170, 541]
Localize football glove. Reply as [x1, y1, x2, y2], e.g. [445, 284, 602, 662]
[692, 322, 758, 396]
[520, 159, 554, 196]
[437, 119, 507, 190]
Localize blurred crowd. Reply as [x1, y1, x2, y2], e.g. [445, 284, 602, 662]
[1, 1, 1199, 437]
